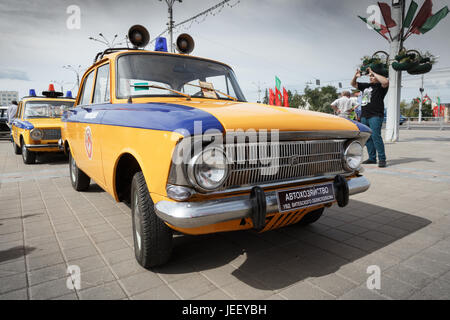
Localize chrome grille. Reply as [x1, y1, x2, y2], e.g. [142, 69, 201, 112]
[42, 128, 61, 140]
[223, 140, 345, 189]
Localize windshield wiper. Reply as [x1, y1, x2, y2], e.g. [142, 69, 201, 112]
[130, 84, 191, 101]
[185, 83, 238, 101]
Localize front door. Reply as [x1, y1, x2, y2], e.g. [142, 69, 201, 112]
[71, 67, 107, 187]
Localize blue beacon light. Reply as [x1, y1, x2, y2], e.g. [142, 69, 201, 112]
[155, 37, 168, 52]
[29, 89, 37, 97]
[66, 91, 73, 98]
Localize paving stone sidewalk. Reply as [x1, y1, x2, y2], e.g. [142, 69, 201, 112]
[1, 129, 450, 300]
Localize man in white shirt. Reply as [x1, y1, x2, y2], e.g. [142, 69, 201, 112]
[330, 91, 356, 119]
[7, 102, 18, 128]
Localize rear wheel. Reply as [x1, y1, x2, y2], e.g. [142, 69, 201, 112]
[21, 142, 36, 164]
[12, 139, 21, 155]
[300, 207, 325, 225]
[69, 152, 90, 191]
[131, 171, 173, 268]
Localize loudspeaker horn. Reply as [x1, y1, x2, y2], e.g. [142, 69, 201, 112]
[128, 25, 150, 49]
[176, 33, 195, 54]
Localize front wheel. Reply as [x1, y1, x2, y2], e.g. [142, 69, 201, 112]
[300, 207, 325, 225]
[131, 171, 173, 268]
[69, 152, 90, 191]
[21, 143, 36, 164]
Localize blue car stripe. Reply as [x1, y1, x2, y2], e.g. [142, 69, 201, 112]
[62, 103, 224, 135]
[347, 119, 372, 134]
[12, 120, 34, 130]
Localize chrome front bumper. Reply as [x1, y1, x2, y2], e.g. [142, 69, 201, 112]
[154, 176, 370, 229]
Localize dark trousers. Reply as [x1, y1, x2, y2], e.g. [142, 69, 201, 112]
[361, 116, 386, 162]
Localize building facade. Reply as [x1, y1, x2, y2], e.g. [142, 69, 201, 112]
[0, 91, 19, 106]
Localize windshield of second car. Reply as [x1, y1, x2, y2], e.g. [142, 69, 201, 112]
[24, 101, 74, 119]
[117, 53, 246, 101]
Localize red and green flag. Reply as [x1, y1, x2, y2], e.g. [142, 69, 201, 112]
[283, 88, 289, 107]
[409, 0, 433, 35]
[269, 88, 275, 105]
[358, 15, 391, 41]
[403, 0, 419, 29]
[274, 87, 282, 106]
[378, 2, 397, 28]
[419, 6, 449, 34]
[275, 76, 281, 92]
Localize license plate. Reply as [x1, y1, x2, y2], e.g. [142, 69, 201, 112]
[277, 182, 335, 213]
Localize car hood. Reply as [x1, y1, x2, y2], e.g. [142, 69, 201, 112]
[172, 100, 359, 132]
[24, 118, 63, 129]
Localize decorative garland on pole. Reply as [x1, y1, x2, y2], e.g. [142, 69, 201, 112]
[358, 0, 448, 77]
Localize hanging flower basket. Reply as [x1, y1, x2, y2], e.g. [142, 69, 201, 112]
[360, 51, 389, 78]
[392, 49, 420, 71]
[407, 63, 433, 75]
[405, 51, 436, 75]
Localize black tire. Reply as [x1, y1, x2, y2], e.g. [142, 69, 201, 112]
[21, 142, 36, 164]
[69, 152, 90, 191]
[12, 140, 21, 155]
[131, 171, 173, 268]
[300, 207, 325, 226]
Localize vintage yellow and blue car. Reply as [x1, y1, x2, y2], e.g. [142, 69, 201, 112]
[60, 25, 372, 268]
[11, 86, 75, 164]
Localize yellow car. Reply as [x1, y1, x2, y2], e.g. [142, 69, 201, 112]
[61, 25, 372, 268]
[11, 87, 75, 164]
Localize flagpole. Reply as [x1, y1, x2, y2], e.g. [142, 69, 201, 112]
[385, 0, 405, 143]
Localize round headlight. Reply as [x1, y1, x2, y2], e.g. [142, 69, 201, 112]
[187, 148, 229, 191]
[344, 141, 363, 171]
[30, 129, 43, 141]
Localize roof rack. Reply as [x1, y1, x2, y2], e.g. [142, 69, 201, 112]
[93, 47, 136, 64]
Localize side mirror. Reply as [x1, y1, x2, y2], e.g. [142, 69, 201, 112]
[12, 100, 18, 105]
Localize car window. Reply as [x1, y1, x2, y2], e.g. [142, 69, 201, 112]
[23, 101, 74, 119]
[182, 75, 237, 99]
[17, 103, 23, 119]
[117, 53, 246, 101]
[79, 70, 95, 105]
[93, 64, 110, 104]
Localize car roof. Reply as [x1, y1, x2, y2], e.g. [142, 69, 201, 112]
[95, 49, 233, 70]
[21, 97, 75, 103]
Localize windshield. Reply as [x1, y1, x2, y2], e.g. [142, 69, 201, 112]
[117, 53, 246, 102]
[24, 101, 74, 119]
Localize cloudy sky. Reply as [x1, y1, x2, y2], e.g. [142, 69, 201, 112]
[1, 0, 449, 104]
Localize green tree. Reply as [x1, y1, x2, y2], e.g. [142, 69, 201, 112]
[263, 89, 269, 105]
[303, 85, 339, 114]
[405, 98, 433, 118]
[289, 90, 305, 109]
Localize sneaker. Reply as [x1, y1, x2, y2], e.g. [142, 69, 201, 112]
[378, 160, 387, 168]
[362, 159, 377, 164]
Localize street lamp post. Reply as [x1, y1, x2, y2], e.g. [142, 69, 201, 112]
[63, 65, 83, 91]
[419, 75, 424, 123]
[51, 80, 65, 93]
[159, 0, 182, 53]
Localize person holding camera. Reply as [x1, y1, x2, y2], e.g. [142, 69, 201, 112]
[351, 67, 389, 168]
